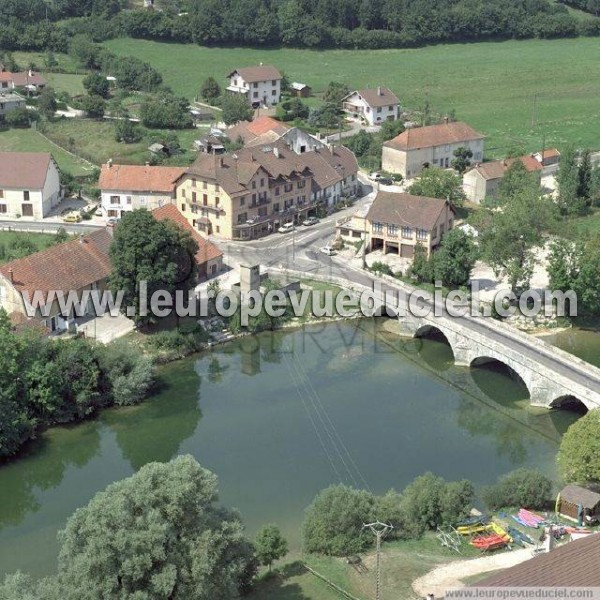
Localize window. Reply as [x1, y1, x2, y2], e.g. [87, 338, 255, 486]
[297, 180, 305, 189]
[216, 226, 220, 233]
[192, 192, 197, 203]
[215, 197, 220, 206]
[252, 193, 257, 203]
[401, 226, 412, 239]
[253, 82, 258, 89]
[238, 212, 247, 224]
[181, 189, 186, 198]
[126, 196, 132, 205]
[416, 228, 428, 241]
[203, 194, 208, 205]
[0, 190, 3, 198]
[377, 107, 382, 113]
[23, 191, 30, 201]
[215, 184, 220, 192]
[233, 79, 238, 86]
[0, 204, 6, 214]
[191, 205, 198, 214]
[389, 106, 394, 111]
[252, 181, 256, 189]
[181, 203, 186, 212]
[272, 90, 276, 96]
[253, 92, 258, 98]
[258, 207, 267, 217]
[372, 222, 383, 233]
[203, 181, 208, 190]
[110, 195, 120, 205]
[284, 183, 293, 193]
[272, 80, 277, 85]
[387, 224, 398, 237]
[192, 178, 197, 187]
[260, 178, 265, 187]
[239, 196, 245, 207]
[275, 187, 280, 196]
[273, 203, 279, 212]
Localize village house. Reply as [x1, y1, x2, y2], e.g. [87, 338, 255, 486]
[176, 140, 358, 241]
[0, 229, 113, 333]
[365, 191, 456, 259]
[382, 121, 485, 179]
[152, 204, 224, 280]
[342, 86, 400, 126]
[98, 162, 185, 217]
[463, 154, 543, 204]
[0, 152, 61, 218]
[227, 116, 325, 154]
[0, 70, 47, 92]
[557, 485, 600, 525]
[0, 91, 26, 118]
[534, 147, 561, 167]
[226, 65, 282, 108]
[290, 82, 311, 98]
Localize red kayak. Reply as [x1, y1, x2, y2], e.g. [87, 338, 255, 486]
[470, 533, 508, 551]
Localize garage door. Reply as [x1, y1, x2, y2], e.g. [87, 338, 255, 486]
[22, 204, 33, 217]
[400, 244, 415, 258]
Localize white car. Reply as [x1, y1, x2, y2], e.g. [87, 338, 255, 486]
[278, 222, 295, 233]
[320, 245, 336, 256]
[303, 216, 319, 226]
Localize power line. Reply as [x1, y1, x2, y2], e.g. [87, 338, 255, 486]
[363, 521, 393, 600]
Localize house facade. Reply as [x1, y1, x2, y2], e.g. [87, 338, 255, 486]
[226, 65, 282, 107]
[0, 92, 25, 118]
[382, 121, 485, 179]
[463, 155, 542, 204]
[0, 70, 47, 92]
[0, 229, 112, 332]
[342, 87, 400, 126]
[0, 152, 61, 218]
[98, 163, 185, 217]
[366, 191, 456, 259]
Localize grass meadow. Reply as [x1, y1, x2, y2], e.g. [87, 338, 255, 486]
[105, 36, 600, 157]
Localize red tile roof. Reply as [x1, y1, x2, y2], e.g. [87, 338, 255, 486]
[366, 191, 455, 230]
[0, 152, 54, 189]
[227, 116, 290, 145]
[0, 229, 112, 298]
[228, 65, 282, 83]
[10, 71, 46, 87]
[347, 86, 400, 108]
[384, 121, 484, 151]
[470, 155, 543, 180]
[474, 534, 600, 588]
[98, 164, 186, 194]
[152, 204, 223, 264]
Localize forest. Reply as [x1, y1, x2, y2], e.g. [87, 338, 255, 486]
[0, 0, 598, 52]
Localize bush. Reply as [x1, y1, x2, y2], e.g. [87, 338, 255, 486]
[557, 409, 600, 483]
[148, 325, 208, 360]
[302, 485, 375, 555]
[5, 108, 37, 128]
[481, 468, 553, 510]
[140, 92, 192, 129]
[370, 261, 393, 276]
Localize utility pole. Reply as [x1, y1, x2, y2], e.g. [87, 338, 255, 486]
[363, 521, 393, 600]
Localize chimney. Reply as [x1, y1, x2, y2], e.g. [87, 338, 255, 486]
[28, 69, 33, 77]
[145, 161, 150, 166]
[107, 158, 113, 168]
[377, 86, 382, 96]
[8, 268, 13, 283]
[443, 116, 449, 124]
[273, 147, 280, 158]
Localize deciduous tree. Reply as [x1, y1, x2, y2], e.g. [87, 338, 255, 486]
[221, 93, 253, 125]
[255, 525, 288, 571]
[200, 76, 221, 102]
[558, 409, 600, 483]
[451, 146, 473, 174]
[408, 168, 465, 207]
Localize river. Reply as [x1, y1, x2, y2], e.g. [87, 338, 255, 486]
[0, 319, 595, 579]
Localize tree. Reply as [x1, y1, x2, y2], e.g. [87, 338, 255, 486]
[558, 409, 600, 483]
[221, 93, 253, 125]
[68, 34, 99, 69]
[302, 485, 375, 555]
[281, 97, 309, 120]
[38, 86, 57, 120]
[109, 209, 198, 326]
[481, 469, 552, 510]
[451, 146, 473, 174]
[408, 168, 465, 207]
[82, 72, 109, 98]
[44, 50, 58, 70]
[323, 81, 350, 106]
[200, 76, 221, 102]
[409, 243, 434, 283]
[379, 118, 405, 141]
[578, 148, 592, 203]
[140, 92, 193, 129]
[115, 118, 142, 143]
[80, 94, 106, 118]
[5, 107, 35, 128]
[433, 228, 478, 287]
[496, 159, 539, 205]
[57, 455, 257, 599]
[557, 145, 585, 216]
[255, 525, 288, 571]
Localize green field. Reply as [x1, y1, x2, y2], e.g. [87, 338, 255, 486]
[0, 128, 91, 176]
[105, 37, 600, 157]
[45, 73, 85, 96]
[0, 231, 60, 264]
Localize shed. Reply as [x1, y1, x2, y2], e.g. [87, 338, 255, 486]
[148, 143, 168, 155]
[290, 82, 311, 98]
[558, 485, 600, 524]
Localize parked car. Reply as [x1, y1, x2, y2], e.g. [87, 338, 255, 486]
[107, 217, 119, 226]
[63, 213, 82, 223]
[303, 216, 319, 226]
[278, 222, 295, 233]
[95, 208, 103, 217]
[378, 177, 393, 186]
[320, 245, 336, 256]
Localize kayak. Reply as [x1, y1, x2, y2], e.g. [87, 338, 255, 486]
[456, 523, 491, 536]
[470, 533, 507, 551]
[507, 526, 534, 546]
[517, 509, 545, 528]
[488, 522, 512, 542]
[511, 514, 535, 528]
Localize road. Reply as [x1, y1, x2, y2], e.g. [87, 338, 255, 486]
[0, 219, 103, 235]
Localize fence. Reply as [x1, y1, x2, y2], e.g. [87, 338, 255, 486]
[303, 564, 365, 600]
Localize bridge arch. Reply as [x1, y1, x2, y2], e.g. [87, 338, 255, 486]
[470, 356, 532, 398]
[414, 325, 456, 359]
[549, 394, 589, 413]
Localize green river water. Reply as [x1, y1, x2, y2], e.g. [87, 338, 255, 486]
[0, 319, 597, 579]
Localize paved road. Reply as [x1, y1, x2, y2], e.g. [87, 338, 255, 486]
[0, 219, 103, 235]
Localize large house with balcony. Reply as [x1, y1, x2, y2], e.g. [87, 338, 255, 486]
[0, 152, 61, 218]
[98, 163, 185, 217]
[342, 86, 400, 126]
[176, 141, 358, 240]
[382, 121, 485, 179]
[226, 65, 282, 108]
[366, 191, 456, 259]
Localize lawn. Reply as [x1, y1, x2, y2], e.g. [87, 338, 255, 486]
[562, 207, 600, 238]
[0, 127, 91, 176]
[105, 37, 600, 157]
[0, 231, 61, 264]
[45, 73, 85, 96]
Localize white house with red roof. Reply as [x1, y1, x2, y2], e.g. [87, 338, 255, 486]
[226, 64, 282, 107]
[0, 70, 47, 92]
[0, 152, 61, 218]
[342, 86, 400, 126]
[98, 162, 186, 217]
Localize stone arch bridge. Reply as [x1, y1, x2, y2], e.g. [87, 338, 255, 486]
[396, 312, 600, 411]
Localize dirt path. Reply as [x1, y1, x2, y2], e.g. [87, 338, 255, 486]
[412, 548, 533, 598]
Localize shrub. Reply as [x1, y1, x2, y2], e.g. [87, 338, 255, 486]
[557, 410, 600, 483]
[370, 261, 393, 276]
[481, 468, 553, 510]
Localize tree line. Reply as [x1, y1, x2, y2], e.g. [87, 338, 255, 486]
[0, 0, 599, 53]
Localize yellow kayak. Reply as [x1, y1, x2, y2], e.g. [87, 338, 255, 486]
[456, 523, 492, 536]
[488, 522, 513, 542]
